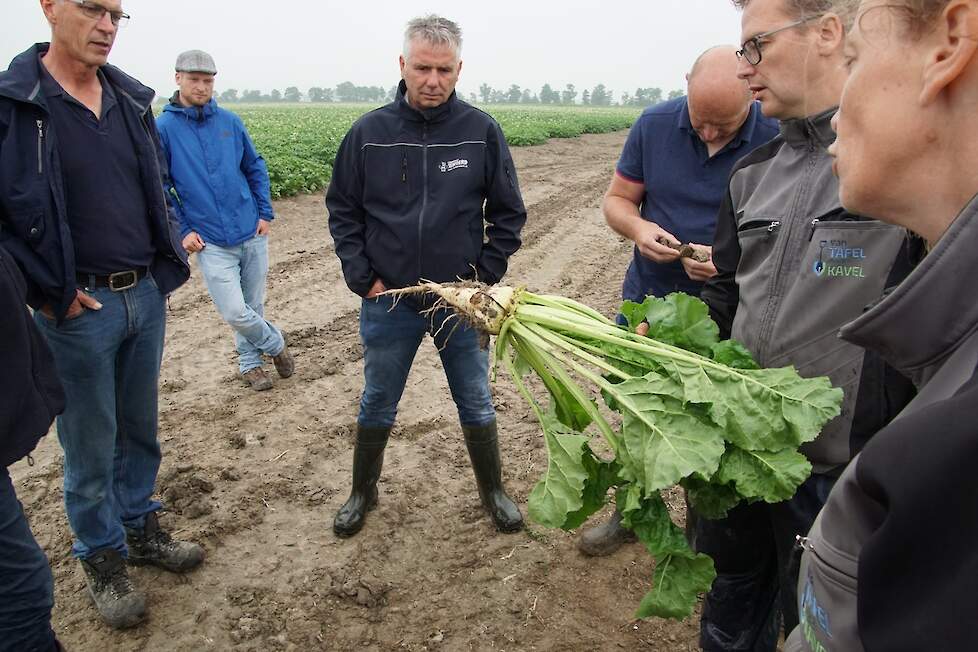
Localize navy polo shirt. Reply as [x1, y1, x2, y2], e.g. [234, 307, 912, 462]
[38, 59, 155, 275]
[617, 96, 779, 301]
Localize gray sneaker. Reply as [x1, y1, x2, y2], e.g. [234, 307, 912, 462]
[79, 548, 146, 629]
[242, 366, 273, 391]
[125, 511, 205, 573]
[272, 344, 294, 378]
[577, 509, 638, 556]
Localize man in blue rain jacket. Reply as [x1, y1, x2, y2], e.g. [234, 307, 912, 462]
[157, 50, 294, 391]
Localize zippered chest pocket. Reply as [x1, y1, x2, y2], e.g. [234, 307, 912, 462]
[361, 144, 421, 210]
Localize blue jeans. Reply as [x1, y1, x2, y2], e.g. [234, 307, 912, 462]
[694, 473, 837, 652]
[34, 276, 166, 559]
[0, 467, 56, 652]
[196, 235, 284, 373]
[358, 295, 495, 429]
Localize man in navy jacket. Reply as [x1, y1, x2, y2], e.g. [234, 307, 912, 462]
[157, 50, 294, 391]
[327, 15, 527, 537]
[0, 0, 202, 629]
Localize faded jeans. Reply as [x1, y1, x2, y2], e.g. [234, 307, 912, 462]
[34, 276, 165, 559]
[358, 295, 495, 429]
[196, 234, 284, 373]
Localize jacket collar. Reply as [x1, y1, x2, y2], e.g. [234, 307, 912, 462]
[779, 106, 837, 150]
[394, 79, 457, 123]
[0, 43, 155, 113]
[163, 93, 218, 119]
[839, 193, 978, 385]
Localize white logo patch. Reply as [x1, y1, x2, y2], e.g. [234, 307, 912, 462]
[439, 159, 469, 173]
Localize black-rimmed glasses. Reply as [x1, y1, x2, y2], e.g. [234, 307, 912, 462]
[736, 15, 820, 65]
[65, 0, 130, 28]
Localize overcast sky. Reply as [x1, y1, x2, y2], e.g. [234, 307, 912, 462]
[2, 1, 746, 101]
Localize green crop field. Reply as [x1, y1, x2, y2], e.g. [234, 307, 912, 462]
[223, 104, 640, 199]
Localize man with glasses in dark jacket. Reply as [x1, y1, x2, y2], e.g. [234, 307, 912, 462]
[0, 0, 203, 629]
[327, 14, 528, 538]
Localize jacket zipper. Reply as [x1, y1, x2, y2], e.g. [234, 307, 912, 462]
[808, 209, 858, 241]
[808, 219, 820, 241]
[417, 123, 429, 283]
[504, 164, 515, 190]
[401, 153, 407, 183]
[739, 220, 782, 236]
[795, 535, 856, 582]
[755, 148, 819, 362]
[36, 119, 44, 174]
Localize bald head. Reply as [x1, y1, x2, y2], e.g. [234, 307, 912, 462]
[685, 46, 753, 151]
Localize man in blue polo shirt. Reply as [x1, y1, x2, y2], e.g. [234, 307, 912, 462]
[579, 45, 779, 555]
[605, 45, 779, 303]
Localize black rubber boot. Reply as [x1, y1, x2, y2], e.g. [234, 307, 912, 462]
[333, 425, 390, 537]
[577, 508, 638, 556]
[463, 421, 524, 533]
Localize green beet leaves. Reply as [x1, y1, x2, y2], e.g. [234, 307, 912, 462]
[494, 291, 844, 622]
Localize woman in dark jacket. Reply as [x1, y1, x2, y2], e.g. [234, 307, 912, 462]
[786, 1, 978, 650]
[0, 244, 65, 652]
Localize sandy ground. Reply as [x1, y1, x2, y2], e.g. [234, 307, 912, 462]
[11, 131, 706, 651]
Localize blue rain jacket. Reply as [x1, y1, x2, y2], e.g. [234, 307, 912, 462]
[156, 97, 274, 247]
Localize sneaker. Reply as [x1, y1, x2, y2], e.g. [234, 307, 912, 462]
[125, 511, 205, 573]
[272, 344, 294, 378]
[241, 366, 273, 391]
[79, 548, 146, 629]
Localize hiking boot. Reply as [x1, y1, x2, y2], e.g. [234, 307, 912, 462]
[125, 511, 205, 573]
[242, 366, 273, 391]
[578, 509, 637, 556]
[333, 425, 390, 537]
[272, 344, 295, 378]
[79, 548, 146, 629]
[463, 421, 524, 533]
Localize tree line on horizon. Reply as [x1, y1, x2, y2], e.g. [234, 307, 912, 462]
[202, 82, 685, 106]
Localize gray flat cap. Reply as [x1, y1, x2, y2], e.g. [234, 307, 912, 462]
[175, 50, 217, 74]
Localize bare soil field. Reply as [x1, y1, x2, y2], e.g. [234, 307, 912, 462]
[11, 131, 705, 651]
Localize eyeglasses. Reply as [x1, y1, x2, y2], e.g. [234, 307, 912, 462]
[64, 0, 130, 28]
[736, 15, 820, 65]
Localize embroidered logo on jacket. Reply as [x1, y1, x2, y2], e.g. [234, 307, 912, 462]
[439, 159, 469, 173]
[799, 573, 832, 651]
[813, 239, 867, 279]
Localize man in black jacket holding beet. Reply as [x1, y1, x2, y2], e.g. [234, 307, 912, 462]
[0, 244, 65, 652]
[327, 14, 528, 537]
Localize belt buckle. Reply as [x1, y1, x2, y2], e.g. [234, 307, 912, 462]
[108, 270, 138, 292]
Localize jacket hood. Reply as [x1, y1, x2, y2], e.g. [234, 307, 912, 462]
[162, 94, 218, 119]
[0, 43, 156, 112]
[839, 193, 978, 385]
[779, 106, 837, 150]
[395, 79, 458, 123]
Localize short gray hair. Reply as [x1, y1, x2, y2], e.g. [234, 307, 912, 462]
[403, 15, 462, 60]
